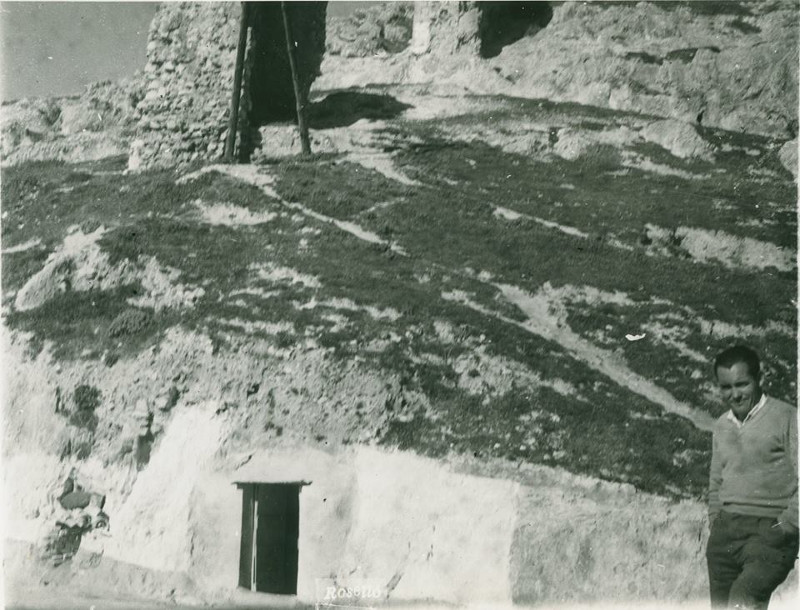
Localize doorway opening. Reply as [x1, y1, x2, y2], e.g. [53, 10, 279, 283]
[478, 1, 553, 59]
[236, 482, 304, 595]
[238, 2, 327, 160]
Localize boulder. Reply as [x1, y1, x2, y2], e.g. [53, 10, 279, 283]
[641, 119, 714, 161]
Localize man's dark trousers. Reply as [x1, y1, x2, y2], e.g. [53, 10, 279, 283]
[706, 511, 799, 609]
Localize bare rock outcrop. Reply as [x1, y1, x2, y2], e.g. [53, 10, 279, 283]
[326, 2, 412, 57]
[130, 2, 327, 170]
[641, 119, 715, 161]
[321, 1, 798, 139]
[14, 228, 204, 313]
[1, 78, 143, 166]
[480, 1, 798, 137]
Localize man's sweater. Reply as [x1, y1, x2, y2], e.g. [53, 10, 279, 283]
[708, 396, 798, 528]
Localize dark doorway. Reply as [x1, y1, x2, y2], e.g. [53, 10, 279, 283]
[478, 1, 553, 59]
[239, 2, 327, 161]
[246, 2, 327, 126]
[237, 483, 302, 595]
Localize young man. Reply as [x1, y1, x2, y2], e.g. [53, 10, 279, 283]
[706, 345, 798, 609]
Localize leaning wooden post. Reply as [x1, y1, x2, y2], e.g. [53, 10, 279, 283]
[281, 1, 312, 155]
[223, 2, 250, 163]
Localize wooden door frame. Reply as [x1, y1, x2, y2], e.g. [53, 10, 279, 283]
[235, 480, 309, 594]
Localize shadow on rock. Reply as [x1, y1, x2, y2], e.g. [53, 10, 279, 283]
[308, 91, 413, 129]
[479, 1, 553, 59]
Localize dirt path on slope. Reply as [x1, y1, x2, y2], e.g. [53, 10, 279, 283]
[495, 284, 715, 430]
[443, 285, 715, 431]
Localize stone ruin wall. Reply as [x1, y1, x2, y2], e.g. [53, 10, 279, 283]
[129, 1, 797, 170]
[129, 1, 471, 171]
[410, 1, 481, 56]
[129, 1, 555, 170]
[129, 2, 241, 170]
[129, 2, 327, 171]
[238, 2, 327, 161]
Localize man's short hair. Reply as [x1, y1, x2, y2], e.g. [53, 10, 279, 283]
[714, 345, 761, 379]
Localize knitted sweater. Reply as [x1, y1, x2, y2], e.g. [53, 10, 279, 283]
[708, 396, 798, 527]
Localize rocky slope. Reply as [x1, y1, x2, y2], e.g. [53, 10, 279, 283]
[1, 77, 143, 166]
[1, 1, 797, 607]
[3, 83, 797, 602]
[318, 0, 799, 139]
[3, 1, 797, 169]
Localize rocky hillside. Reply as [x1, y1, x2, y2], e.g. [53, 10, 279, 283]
[1, 77, 144, 166]
[3, 85, 797, 602]
[326, 1, 413, 57]
[4, 84, 796, 486]
[1, 1, 797, 606]
[319, 0, 799, 138]
[3, 1, 797, 170]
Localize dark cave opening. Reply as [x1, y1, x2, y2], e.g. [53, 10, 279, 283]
[478, 1, 553, 59]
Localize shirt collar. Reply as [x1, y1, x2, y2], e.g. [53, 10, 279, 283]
[726, 394, 767, 428]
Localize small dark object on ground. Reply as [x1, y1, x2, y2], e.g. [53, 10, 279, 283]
[729, 17, 760, 34]
[665, 46, 720, 63]
[626, 51, 663, 65]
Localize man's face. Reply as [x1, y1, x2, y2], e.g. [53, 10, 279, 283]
[716, 362, 762, 421]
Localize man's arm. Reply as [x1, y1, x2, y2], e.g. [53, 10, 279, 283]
[708, 428, 723, 526]
[778, 411, 798, 533]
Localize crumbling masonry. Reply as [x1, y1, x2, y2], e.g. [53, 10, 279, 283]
[129, 2, 327, 170]
[128, 1, 550, 170]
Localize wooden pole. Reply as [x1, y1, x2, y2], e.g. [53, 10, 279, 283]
[280, 1, 312, 156]
[224, 2, 250, 163]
